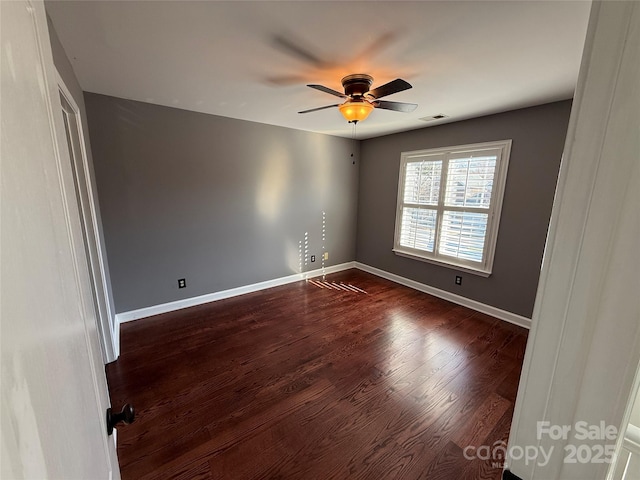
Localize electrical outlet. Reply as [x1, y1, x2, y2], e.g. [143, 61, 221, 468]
[311, 255, 316, 263]
[178, 278, 186, 288]
[323, 252, 329, 261]
[455, 276, 462, 285]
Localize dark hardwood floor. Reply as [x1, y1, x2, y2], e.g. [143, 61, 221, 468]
[106, 269, 527, 480]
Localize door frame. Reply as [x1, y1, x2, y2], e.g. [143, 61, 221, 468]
[56, 72, 117, 363]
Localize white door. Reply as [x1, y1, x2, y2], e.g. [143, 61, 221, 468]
[506, 1, 640, 479]
[1, 0, 120, 478]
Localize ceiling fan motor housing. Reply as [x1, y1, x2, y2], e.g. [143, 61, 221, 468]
[299, 74, 416, 118]
[341, 74, 373, 98]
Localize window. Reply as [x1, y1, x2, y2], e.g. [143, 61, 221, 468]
[393, 140, 511, 276]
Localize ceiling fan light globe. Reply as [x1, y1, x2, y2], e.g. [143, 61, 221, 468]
[338, 99, 374, 123]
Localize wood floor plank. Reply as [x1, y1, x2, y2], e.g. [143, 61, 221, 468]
[106, 269, 527, 479]
[451, 392, 512, 450]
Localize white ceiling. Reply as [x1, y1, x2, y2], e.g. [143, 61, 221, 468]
[46, 1, 591, 139]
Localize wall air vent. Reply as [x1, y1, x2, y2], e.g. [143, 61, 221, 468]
[419, 114, 449, 122]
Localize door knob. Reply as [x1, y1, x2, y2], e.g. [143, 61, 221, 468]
[106, 404, 135, 435]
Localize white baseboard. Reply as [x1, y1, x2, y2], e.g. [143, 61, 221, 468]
[114, 260, 530, 340]
[354, 262, 531, 329]
[113, 319, 120, 360]
[115, 262, 356, 326]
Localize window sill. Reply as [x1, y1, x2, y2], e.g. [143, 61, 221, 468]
[392, 249, 492, 277]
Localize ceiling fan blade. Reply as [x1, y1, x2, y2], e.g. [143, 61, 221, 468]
[265, 74, 310, 86]
[352, 31, 398, 61]
[374, 100, 418, 113]
[307, 84, 347, 98]
[298, 104, 341, 114]
[366, 78, 412, 99]
[273, 35, 326, 67]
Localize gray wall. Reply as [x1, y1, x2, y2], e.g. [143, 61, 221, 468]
[84, 93, 359, 313]
[356, 101, 572, 318]
[46, 18, 117, 327]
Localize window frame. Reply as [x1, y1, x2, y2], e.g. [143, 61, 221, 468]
[393, 139, 512, 277]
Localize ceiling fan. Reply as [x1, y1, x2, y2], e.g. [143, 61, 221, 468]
[299, 74, 418, 123]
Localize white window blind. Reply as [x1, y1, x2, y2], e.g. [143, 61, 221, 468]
[393, 140, 511, 276]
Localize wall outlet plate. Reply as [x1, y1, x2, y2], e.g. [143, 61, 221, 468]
[311, 255, 316, 262]
[178, 278, 186, 288]
[323, 252, 329, 261]
[455, 276, 462, 285]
